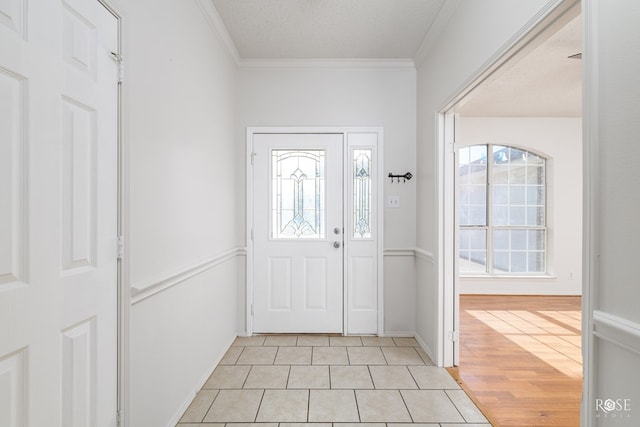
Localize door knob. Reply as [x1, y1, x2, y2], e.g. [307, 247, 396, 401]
[333, 241, 341, 248]
[334, 227, 341, 235]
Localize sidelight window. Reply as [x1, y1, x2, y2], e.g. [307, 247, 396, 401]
[353, 149, 372, 239]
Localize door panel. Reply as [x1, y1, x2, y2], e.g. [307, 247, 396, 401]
[0, 1, 119, 425]
[253, 134, 343, 333]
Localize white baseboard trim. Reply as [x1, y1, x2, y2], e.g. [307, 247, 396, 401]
[166, 333, 236, 427]
[131, 247, 246, 305]
[414, 333, 437, 366]
[380, 331, 416, 338]
[593, 310, 640, 356]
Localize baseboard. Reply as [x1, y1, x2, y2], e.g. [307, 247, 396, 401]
[380, 331, 415, 338]
[414, 333, 437, 366]
[166, 333, 236, 427]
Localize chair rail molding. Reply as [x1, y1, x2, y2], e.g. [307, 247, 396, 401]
[593, 310, 640, 357]
[414, 247, 435, 263]
[131, 246, 246, 305]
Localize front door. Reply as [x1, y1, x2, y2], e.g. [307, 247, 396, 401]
[253, 133, 344, 333]
[0, 1, 119, 425]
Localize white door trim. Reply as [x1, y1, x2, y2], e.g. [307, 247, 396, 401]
[95, 0, 128, 425]
[436, 0, 581, 367]
[246, 127, 384, 336]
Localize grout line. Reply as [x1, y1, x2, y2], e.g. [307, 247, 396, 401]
[405, 365, 420, 389]
[353, 389, 362, 422]
[273, 346, 281, 365]
[254, 389, 266, 423]
[199, 389, 219, 423]
[398, 389, 415, 423]
[241, 365, 252, 389]
[444, 388, 468, 423]
[366, 365, 376, 389]
[285, 361, 292, 389]
[380, 346, 390, 365]
[235, 346, 246, 365]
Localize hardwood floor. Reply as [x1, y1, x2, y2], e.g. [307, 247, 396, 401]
[451, 295, 582, 427]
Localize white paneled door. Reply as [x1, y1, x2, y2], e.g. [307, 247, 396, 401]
[253, 134, 344, 333]
[0, 1, 119, 426]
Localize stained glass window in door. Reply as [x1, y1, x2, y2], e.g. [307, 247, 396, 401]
[272, 150, 325, 239]
[353, 149, 372, 238]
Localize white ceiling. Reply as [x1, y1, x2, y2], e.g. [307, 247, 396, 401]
[210, 0, 447, 59]
[455, 15, 582, 117]
[209, 1, 582, 117]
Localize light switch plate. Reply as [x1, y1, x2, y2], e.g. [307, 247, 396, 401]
[387, 195, 400, 208]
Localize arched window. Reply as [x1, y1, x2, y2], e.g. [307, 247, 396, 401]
[458, 145, 546, 274]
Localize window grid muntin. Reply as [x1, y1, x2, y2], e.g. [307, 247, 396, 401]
[459, 144, 547, 275]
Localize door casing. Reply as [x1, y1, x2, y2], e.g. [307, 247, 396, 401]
[246, 127, 385, 336]
[436, 0, 581, 368]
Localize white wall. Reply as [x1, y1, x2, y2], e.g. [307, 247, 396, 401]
[125, 1, 240, 426]
[456, 117, 582, 295]
[584, 0, 640, 424]
[237, 64, 418, 335]
[415, 0, 553, 364]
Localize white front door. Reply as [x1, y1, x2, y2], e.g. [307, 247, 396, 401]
[0, 1, 119, 425]
[253, 134, 344, 333]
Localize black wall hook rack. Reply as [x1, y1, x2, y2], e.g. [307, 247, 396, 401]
[388, 172, 413, 183]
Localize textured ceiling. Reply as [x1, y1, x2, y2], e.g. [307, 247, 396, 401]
[210, 1, 582, 117]
[211, 0, 447, 59]
[456, 15, 582, 117]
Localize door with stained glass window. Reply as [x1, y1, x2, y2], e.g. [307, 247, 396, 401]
[253, 133, 344, 333]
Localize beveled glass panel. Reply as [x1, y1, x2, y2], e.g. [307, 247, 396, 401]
[272, 150, 325, 239]
[353, 149, 372, 238]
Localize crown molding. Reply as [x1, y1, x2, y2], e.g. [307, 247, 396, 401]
[194, 0, 241, 65]
[414, 0, 462, 67]
[238, 58, 416, 70]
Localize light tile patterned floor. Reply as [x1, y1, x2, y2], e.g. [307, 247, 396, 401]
[176, 335, 490, 427]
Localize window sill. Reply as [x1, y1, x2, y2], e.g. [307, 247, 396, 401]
[460, 274, 557, 280]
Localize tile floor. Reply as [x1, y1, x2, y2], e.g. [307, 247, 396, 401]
[176, 335, 490, 427]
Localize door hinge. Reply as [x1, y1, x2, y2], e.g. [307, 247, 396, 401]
[448, 142, 456, 154]
[250, 152, 256, 166]
[251, 303, 254, 316]
[250, 229, 254, 241]
[117, 235, 125, 259]
[116, 410, 122, 427]
[448, 330, 459, 342]
[110, 52, 124, 83]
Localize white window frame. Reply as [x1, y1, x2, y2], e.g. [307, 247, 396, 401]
[458, 144, 548, 276]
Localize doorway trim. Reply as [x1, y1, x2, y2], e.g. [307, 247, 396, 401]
[96, 0, 129, 425]
[436, 0, 581, 367]
[245, 127, 384, 336]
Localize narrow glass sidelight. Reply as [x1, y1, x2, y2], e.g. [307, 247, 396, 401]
[353, 149, 372, 239]
[271, 149, 325, 239]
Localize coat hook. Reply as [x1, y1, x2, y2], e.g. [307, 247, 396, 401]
[388, 172, 413, 183]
